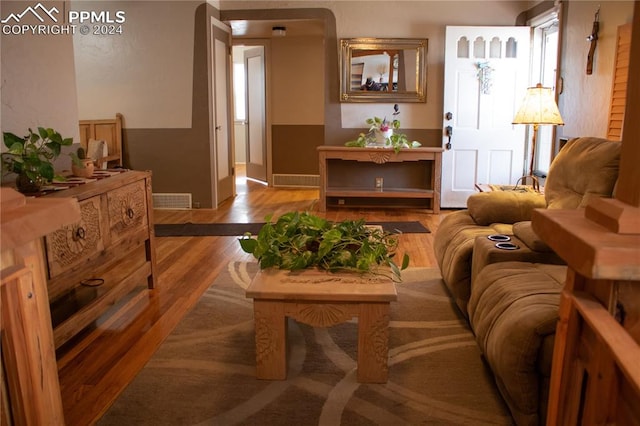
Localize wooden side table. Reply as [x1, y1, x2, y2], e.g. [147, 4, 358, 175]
[245, 268, 397, 383]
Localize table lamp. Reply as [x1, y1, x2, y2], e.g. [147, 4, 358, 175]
[512, 83, 564, 191]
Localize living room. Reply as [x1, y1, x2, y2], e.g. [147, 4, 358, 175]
[1, 0, 638, 425]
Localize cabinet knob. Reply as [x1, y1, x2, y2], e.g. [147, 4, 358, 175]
[75, 227, 86, 240]
[126, 208, 135, 219]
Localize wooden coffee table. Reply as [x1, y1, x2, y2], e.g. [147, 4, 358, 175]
[245, 268, 397, 383]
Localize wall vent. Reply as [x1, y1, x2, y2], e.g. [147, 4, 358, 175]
[272, 174, 320, 188]
[152, 193, 192, 209]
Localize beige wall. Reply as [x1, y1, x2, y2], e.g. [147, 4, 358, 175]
[1, 1, 635, 205]
[558, 1, 634, 138]
[73, 1, 196, 128]
[1, 0, 79, 170]
[332, 1, 529, 131]
[271, 36, 324, 125]
[222, 1, 529, 132]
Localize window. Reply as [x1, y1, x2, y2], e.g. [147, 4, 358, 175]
[233, 62, 246, 121]
[529, 12, 560, 176]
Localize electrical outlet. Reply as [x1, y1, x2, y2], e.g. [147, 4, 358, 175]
[375, 177, 383, 189]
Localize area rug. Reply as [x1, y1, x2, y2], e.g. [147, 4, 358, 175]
[154, 221, 429, 237]
[98, 262, 513, 425]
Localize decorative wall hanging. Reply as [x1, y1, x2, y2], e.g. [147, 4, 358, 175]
[586, 6, 600, 75]
[476, 61, 494, 94]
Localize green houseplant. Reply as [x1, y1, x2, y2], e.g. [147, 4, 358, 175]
[238, 211, 410, 281]
[2, 127, 73, 192]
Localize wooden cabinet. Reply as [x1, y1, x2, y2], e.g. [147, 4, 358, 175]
[317, 146, 442, 213]
[42, 170, 157, 349]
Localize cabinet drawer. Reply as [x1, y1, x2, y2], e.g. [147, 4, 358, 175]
[107, 180, 148, 241]
[45, 196, 105, 278]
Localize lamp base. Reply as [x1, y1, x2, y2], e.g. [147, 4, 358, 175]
[514, 175, 541, 192]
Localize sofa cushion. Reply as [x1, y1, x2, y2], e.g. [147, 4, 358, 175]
[467, 192, 546, 226]
[545, 137, 621, 209]
[434, 210, 511, 315]
[468, 262, 566, 425]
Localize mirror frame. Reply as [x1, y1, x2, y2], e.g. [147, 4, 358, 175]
[339, 38, 428, 103]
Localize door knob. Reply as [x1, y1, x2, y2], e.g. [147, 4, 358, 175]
[445, 126, 453, 150]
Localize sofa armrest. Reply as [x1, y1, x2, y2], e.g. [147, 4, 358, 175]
[467, 192, 547, 226]
[513, 221, 553, 252]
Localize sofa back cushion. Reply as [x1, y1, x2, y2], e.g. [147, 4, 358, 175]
[545, 137, 621, 209]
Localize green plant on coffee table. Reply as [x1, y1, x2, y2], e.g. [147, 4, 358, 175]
[238, 211, 409, 281]
[2, 127, 73, 183]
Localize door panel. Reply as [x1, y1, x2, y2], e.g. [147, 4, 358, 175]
[452, 150, 477, 190]
[212, 20, 234, 206]
[442, 26, 531, 207]
[245, 47, 267, 182]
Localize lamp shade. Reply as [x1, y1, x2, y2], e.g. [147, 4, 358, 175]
[512, 83, 564, 125]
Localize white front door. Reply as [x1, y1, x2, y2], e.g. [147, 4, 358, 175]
[441, 26, 531, 208]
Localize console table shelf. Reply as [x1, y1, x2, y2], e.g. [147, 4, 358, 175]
[318, 146, 442, 212]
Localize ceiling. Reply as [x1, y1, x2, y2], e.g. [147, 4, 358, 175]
[227, 19, 325, 38]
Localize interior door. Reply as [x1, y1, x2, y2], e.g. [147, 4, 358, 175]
[441, 26, 531, 208]
[212, 20, 234, 206]
[245, 47, 267, 182]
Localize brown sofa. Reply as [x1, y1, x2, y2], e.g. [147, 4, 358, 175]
[434, 136, 621, 316]
[433, 137, 621, 425]
[468, 261, 566, 425]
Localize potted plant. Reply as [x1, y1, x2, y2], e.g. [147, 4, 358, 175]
[69, 146, 95, 178]
[345, 104, 422, 153]
[238, 211, 410, 281]
[2, 127, 73, 193]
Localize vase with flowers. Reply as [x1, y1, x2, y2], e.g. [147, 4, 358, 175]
[345, 104, 422, 153]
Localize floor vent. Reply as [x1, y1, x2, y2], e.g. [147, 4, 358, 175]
[272, 174, 320, 188]
[152, 193, 192, 209]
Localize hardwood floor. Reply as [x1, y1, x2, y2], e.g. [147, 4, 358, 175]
[57, 167, 450, 425]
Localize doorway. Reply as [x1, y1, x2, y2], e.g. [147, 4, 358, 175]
[441, 26, 532, 208]
[232, 43, 269, 186]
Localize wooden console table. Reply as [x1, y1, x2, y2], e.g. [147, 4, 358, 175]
[317, 146, 442, 213]
[42, 170, 157, 349]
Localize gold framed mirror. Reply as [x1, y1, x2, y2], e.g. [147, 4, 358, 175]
[339, 38, 427, 103]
